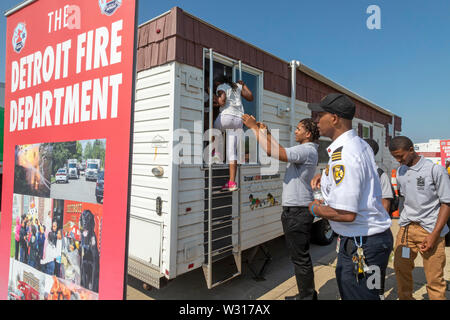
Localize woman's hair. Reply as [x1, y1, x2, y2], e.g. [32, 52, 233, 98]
[214, 74, 238, 91]
[48, 231, 56, 246]
[299, 118, 320, 141]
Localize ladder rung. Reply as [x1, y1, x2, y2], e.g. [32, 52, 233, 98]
[206, 186, 224, 190]
[210, 214, 233, 222]
[202, 165, 230, 170]
[211, 223, 233, 232]
[211, 189, 239, 195]
[208, 194, 233, 201]
[204, 174, 230, 179]
[202, 233, 236, 247]
[210, 232, 237, 243]
[204, 204, 232, 211]
[212, 253, 234, 264]
[209, 272, 241, 289]
[211, 245, 234, 256]
[212, 218, 232, 226]
[212, 220, 239, 228]
[204, 215, 239, 224]
[205, 183, 231, 188]
[211, 218, 240, 230]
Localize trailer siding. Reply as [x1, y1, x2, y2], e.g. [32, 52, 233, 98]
[129, 63, 175, 274]
[174, 63, 206, 276]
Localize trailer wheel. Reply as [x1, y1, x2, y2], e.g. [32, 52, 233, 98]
[311, 219, 334, 246]
[142, 283, 152, 291]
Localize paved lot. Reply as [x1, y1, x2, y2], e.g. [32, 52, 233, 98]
[126, 220, 450, 300]
[50, 176, 99, 204]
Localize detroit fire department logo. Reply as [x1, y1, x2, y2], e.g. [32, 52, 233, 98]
[12, 22, 27, 53]
[332, 165, 345, 185]
[99, 0, 122, 16]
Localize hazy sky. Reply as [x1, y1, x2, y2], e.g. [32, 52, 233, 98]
[1, 0, 449, 143]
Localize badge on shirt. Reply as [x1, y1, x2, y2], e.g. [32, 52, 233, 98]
[332, 165, 345, 185]
[325, 165, 329, 176]
[416, 176, 425, 190]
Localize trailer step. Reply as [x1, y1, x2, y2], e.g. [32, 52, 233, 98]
[202, 251, 242, 289]
[212, 188, 240, 195]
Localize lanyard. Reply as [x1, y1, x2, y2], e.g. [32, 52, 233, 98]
[353, 236, 363, 248]
[401, 225, 409, 247]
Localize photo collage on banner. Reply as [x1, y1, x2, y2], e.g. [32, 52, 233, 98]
[8, 140, 105, 300]
[1, 0, 137, 300]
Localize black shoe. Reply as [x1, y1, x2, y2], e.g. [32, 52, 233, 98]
[285, 291, 318, 300]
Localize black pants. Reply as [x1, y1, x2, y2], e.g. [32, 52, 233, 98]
[336, 228, 393, 300]
[15, 240, 20, 261]
[281, 206, 317, 300]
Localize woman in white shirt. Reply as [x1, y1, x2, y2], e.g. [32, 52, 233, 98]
[214, 75, 253, 191]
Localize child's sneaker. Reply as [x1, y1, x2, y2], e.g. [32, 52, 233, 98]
[227, 181, 238, 191]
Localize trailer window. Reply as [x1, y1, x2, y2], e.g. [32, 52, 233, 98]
[203, 54, 262, 165]
[203, 58, 233, 133]
[236, 70, 258, 119]
[363, 125, 370, 139]
[204, 59, 233, 89]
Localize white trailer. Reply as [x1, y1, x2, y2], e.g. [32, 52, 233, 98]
[127, 7, 399, 289]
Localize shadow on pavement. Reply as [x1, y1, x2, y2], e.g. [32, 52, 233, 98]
[127, 235, 337, 300]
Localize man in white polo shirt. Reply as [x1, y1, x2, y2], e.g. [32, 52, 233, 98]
[308, 93, 393, 300]
[389, 136, 450, 300]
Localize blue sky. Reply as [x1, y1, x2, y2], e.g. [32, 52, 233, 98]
[1, 0, 449, 143]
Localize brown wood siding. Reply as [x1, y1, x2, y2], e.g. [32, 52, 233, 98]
[137, 7, 399, 128]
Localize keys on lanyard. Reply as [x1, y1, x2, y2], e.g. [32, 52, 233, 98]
[353, 236, 369, 283]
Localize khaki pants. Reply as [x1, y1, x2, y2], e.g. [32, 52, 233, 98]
[394, 223, 447, 300]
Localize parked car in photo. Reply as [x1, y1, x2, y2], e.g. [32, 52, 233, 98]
[55, 168, 69, 184]
[95, 171, 104, 203]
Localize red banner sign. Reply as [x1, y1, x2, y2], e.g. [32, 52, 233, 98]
[440, 139, 450, 167]
[0, 0, 137, 300]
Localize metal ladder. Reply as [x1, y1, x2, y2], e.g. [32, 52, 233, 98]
[202, 165, 242, 289]
[201, 48, 242, 289]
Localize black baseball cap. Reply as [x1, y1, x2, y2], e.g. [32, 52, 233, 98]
[308, 93, 356, 120]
